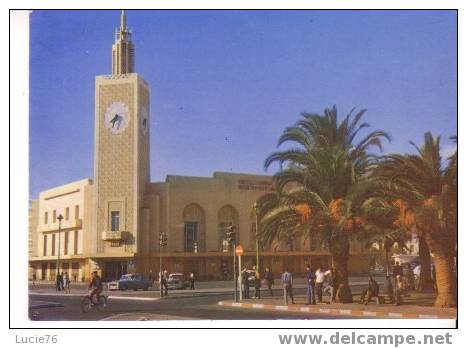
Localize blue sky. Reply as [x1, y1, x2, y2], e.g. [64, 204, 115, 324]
[29, 10, 457, 199]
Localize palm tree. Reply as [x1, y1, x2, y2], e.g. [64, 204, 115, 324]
[259, 106, 390, 303]
[374, 132, 457, 307]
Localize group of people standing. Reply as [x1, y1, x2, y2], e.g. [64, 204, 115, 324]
[55, 271, 71, 293]
[282, 265, 339, 305]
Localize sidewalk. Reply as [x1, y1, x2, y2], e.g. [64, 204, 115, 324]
[218, 293, 457, 319]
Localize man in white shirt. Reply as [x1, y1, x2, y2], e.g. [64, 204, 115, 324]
[315, 267, 331, 303]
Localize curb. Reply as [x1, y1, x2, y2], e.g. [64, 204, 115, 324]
[217, 301, 456, 320]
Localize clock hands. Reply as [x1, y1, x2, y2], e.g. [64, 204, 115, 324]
[109, 114, 120, 128]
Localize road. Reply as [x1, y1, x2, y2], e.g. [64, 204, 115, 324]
[29, 286, 361, 321]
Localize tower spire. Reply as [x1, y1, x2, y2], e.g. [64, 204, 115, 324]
[120, 10, 126, 31]
[112, 10, 135, 75]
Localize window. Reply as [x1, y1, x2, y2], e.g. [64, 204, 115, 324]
[44, 212, 48, 224]
[75, 205, 80, 219]
[53, 210, 57, 223]
[65, 207, 69, 220]
[64, 231, 69, 255]
[111, 211, 120, 231]
[43, 235, 47, 256]
[51, 234, 56, 256]
[184, 222, 198, 252]
[74, 231, 79, 254]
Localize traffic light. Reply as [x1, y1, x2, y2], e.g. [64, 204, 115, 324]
[159, 232, 168, 247]
[226, 225, 236, 244]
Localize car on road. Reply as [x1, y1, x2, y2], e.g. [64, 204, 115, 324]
[107, 273, 153, 291]
[167, 273, 190, 290]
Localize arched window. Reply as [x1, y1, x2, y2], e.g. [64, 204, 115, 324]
[218, 205, 239, 251]
[183, 204, 205, 252]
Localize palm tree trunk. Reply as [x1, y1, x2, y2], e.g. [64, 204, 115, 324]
[432, 254, 456, 307]
[418, 234, 433, 291]
[332, 252, 353, 303]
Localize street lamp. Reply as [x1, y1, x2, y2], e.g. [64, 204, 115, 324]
[56, 214, 64, 276]
[253, 202, 260, 270]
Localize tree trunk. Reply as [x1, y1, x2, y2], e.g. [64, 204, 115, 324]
[332, 253, 353, 303]
[418, 234, 433, 291]
[432, 254, 456, 307]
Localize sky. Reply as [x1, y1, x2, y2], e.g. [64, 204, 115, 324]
[29, 10, 457, 199]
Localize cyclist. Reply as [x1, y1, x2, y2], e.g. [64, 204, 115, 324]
[88, 271, 103, 305]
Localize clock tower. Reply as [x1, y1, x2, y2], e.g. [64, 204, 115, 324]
[92, 11, 150, 264]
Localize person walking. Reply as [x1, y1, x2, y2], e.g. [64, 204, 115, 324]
[281, 268, 294, 304]
[63, 272, 71, 293]
[148, 269, 154, 286]
[315, 266, 325, 303]
[393, 261, 403, 288]
[406, 265, 415, 291]
[241, 267, 250, 299]
[189, 272, 195, 290]
[305, 264, 316, 305]
[263, 267, 274, 297]
[254, 266, 261, 299]
[32, 273, 36, 287]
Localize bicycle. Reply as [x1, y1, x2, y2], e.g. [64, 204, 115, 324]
[81, 293, 107, 313]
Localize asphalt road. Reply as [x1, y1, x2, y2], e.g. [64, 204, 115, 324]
[29, 289, 358, 321]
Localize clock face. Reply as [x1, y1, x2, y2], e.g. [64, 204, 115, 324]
[140, 107, 149, 136]
[104, 101, 130, 134]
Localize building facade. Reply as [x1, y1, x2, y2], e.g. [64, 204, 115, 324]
[29, 11, 373, 281]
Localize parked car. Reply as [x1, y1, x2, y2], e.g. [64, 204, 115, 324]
[107, 273, 153, 291]
[167, 273, 190, 290]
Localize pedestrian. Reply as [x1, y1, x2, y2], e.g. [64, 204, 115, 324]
[359, 276, 379, 305]
[305, 264, 316, 305]
[315, 266, 325, 303]
[393, 261, 403, 287]
[148, 269, 154, 286]
[162, 269, 169, 296]
[263, 267, 274, 297]
[32, 273, 36, 287]
[281, 267, 294, 304]
[327, 267, 339, 303]
[63, 272, 71, 293]
[73, 273, 77, 283]
[189, 272, 195, 290]
[241, 267, 250, 299]
[254, 266, 261, 299]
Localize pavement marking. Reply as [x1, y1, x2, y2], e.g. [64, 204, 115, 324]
[231, 302, 243, 307]
[339, 309, 352, 315]
[319, 308, 331, 313]
[29, 301, 64, 309]
[362, 311, 377, 317]
[252, 304, 265, 309]
[30, 292, 83, 297]
[300, 307, 310, 312]
[275, 305, 289, 311]
[388, 312, 404, 318]
[108, 296, 159, 301]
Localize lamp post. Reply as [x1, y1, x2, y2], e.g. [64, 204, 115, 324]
[56, 214, 64, 277]
[253, 203, 260, 270]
